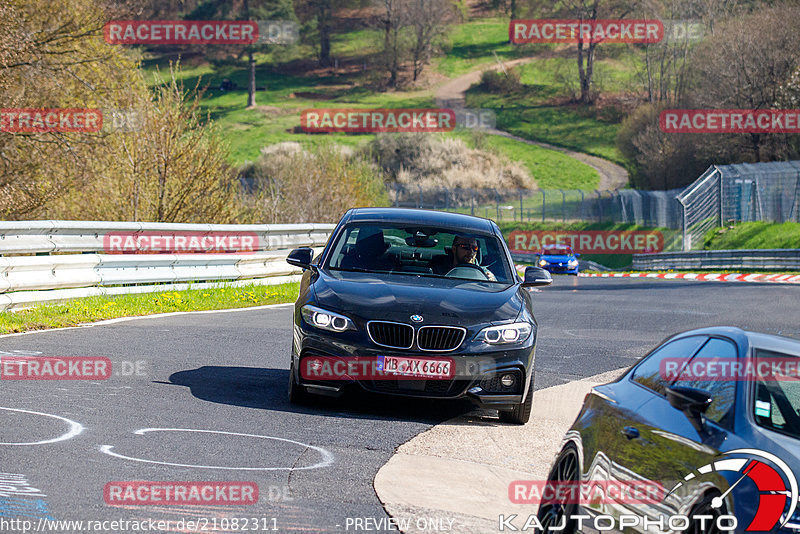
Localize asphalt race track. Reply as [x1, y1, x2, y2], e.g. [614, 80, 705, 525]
[0, 277, 798, 533]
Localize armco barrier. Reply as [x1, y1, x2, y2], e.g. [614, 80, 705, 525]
[632, 249, 800, 271]
[0, 221, 335, 310]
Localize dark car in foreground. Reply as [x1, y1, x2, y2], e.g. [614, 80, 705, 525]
[285, 208, 552, 424]
[537, 327, 800, 533]
[538, 245, 580, 275]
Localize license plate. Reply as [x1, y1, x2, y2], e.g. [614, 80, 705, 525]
[379, 356, 454, 379]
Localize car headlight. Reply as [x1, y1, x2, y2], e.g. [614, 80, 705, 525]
[476, 322, 532, 344]
[538, 259, 548, 266]
[568, 259, 579, 266]
[301, 305, 355, 332]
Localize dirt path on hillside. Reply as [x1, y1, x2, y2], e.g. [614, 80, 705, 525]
[434, 57, 629, 191]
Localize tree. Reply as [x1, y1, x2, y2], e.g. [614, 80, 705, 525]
[377, 0, 408, 87]
[690, 3, 800, 162]
[407, 0, 458, 81]
[187, 0, 296, 107]
[0, 0, 141, 219]
[62, 68, 239, 222]
[527, 0, 635, 104]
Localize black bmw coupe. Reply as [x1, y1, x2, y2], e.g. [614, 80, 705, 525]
[285, 207, 552, 424]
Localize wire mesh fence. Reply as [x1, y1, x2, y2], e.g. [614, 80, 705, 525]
[389, 184, 685, 228]
[391, 160, 800, 251]
[679, 161, 800, 250]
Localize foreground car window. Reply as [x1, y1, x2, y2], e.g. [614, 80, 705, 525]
[754, 349, 800, 440]
[325, 223, 513, 283]
[678, 338, 738, 427]
[631, 335, 707, 395]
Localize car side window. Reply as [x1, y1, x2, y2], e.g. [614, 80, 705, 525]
[678, 338, 738, 428]
[631, 336, 707, 395]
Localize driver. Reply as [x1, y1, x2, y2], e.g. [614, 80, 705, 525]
[450, 235, 497, 281]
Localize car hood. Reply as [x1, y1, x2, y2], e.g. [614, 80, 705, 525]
[313, 269, 523, 325]
[541, 254, 575, 262]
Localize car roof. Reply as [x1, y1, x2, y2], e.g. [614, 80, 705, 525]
[345, 208, 495, 234]
[670, 326, 800, 355]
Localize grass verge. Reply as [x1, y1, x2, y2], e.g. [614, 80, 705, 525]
[0, 282, 300, 335]
[703, 222, 800, 250]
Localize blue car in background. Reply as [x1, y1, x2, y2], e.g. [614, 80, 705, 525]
[537, 245, 580, 275]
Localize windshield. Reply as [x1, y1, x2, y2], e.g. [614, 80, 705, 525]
[753, 349, 800, 440]
[542, 247, 572, 256]
[325, 223, 513, 283]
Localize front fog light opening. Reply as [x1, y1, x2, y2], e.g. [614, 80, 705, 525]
[500, 374, 515, 388]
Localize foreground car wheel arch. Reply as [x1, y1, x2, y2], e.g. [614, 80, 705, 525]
[499, 372, 535, 425]
[687, 490, 727, 534]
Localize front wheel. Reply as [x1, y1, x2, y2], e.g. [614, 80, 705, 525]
[288, 361, 311, 405]
[535, 445, 580, 534]
[499, 372, 534, 424]
[686, 491, 727, 534]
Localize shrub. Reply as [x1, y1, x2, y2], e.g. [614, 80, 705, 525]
[478, 67, 522, 93]
[238, 143, 388, 224]
[362, 133, 534, 192]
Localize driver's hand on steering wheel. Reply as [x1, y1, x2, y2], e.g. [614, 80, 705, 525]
[456, 261, 497, 281]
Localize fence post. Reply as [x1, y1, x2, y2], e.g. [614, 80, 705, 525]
[417, 184, 423, 208]
[559, 189, 566, 222]
[519, 190, 524, 223]
[444, 188, 450, 211]
[595, 190, 603, 222]
[394, 183, 399, 207]
[541, 190, 546, 222]
[471, 189, 475, 216]
[495, 189, 501, 221]
[579, 190, 585, 221]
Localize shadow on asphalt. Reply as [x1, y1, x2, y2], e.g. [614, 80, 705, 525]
[164, 366, 475, 424]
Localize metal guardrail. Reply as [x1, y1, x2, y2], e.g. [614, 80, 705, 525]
[632, 249, 800, 271]
[0, 221, 335, 310]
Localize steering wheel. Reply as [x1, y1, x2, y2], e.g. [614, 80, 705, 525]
[445, 263, 489, 281]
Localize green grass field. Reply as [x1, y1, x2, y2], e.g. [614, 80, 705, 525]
[465, 90, 624, 165]
[140, 18, 630, 186]
[0, 282, 299, 334]
[703, 222, 800, 250]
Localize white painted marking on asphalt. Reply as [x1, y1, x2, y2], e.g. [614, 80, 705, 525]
[99, 428, 334, 471]
[0, 406, 84, 445]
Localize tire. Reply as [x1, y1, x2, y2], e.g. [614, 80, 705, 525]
[499, 372, 535, 424]
[535, 445, 580, 534]
[686, 491, 727, 534]
[288, 361, 311, 405]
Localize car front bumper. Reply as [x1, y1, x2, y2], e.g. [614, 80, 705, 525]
[292, 325, 536, 411]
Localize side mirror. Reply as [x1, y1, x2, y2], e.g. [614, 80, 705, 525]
[522, 266, 552, 287]
[666, 386, 712, 435]
[574, 253, 581, 258]
[287, 247, 314, 270]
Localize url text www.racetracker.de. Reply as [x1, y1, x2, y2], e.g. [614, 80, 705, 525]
[0, 517, 279, 532]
